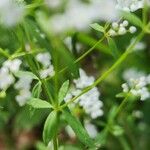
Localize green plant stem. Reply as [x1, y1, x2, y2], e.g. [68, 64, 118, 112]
[60, 31, 144, 109]
[0, 48, 10, 58]
[53, 136, 58, 150]
[46, 34, 107, 81]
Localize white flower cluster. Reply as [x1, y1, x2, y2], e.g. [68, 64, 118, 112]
[49, 0, 118, 33]
[0, 59, 22, 91]
[122, 68, 150, 101]
[0, 0, 25, 27]
[84, 120, 98, 138]
[45, 0, 62, 9]
[36, 52, 55, 79]
[108, 20, 137, 36]
[65, 69, 103, 119]
[116, 0, 144, 12]
[15, 75, 33, 106]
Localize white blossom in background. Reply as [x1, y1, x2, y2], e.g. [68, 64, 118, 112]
[36, 52, 55, 79]
[84, 120, 98, 138]
[108, 20, 137, 36]
[45, 0, 62, 8]
[0, 0, 25, 27]
[130, 39, 146, 52]
[116, 0, 144, 12]
[49, 0, 118, 33]
[3, 59, 22, 73]
[122, 68, 150, 101]
[65, 125, 76, 138]
[0, 67, 15, 90]
[15, 75, 33, 106]
[0, 59, 22, 91]
[65, 69, 103, 119]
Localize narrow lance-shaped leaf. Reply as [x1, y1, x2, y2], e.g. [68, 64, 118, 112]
[32, 81, 42, 98]
[90, 23, 105, 33]
[58, 80, 69, 104]
[27, 98, 52, 109]
[14, 71, 39, 80]
[43, 111, 59, 145]
[62, 110, 95, 148]
[107, 37, 120, 59]
[121, 11, 143, 28]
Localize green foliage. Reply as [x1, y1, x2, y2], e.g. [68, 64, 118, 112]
[62, 110, 95, 148]
[58, 80, 69, 104]
[43, 111, 59, 145]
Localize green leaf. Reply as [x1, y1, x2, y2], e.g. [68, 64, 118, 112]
[32, 81, 42, 98]
[62, 110, 95, 148]
[121, 11, 143, 28]
[116, 92, 127, 98]
[90, 23, 105, 33]
[107, 37, 120, 59]
[111, 125, 124, 136]
[43, 111, 59, 145]
[58, 80, 69, 104]
[14, 71, 39, 80]
[27, 98, 52, 109]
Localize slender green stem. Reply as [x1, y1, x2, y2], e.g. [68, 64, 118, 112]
[46, 34, 106, 81]
[53, 136, 58, 150]
[0, 48, 10, 58]
[60, 31, 144, 109]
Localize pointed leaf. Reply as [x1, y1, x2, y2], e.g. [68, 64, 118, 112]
[58, 80, 69, 104]
[43, 111, 59, 145]
[90, 23, 105, 33]
[62, 110, 95, 148]
[107, 37, 120, 59]
[14, 71, 39, 80]
[32, 81, 42, 98]
[27, 98, 52, 109]
[121, 11, 143, 28]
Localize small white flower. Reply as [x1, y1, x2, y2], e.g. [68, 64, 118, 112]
[84, 121, 98, 138]
[16, 89, 31, 106]
[3, 59, 22, 73]
[36, 52, 51, 68]
[0, 67, 15, 90]
[123, 20, 129, 27]
[39, 65, 55, 79]
[118, 27, 126, 35]
[129, 26, 137, 33]
[112, 22, 119, 30]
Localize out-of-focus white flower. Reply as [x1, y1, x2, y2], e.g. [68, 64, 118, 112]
[15, 75, 33, 106]
[116, 0, 144, 12]
[45, 0, 62, 8]
[39, 65, 55, 79]
[0, 67, 15, 90]
[122, 68, 150, 101]
[65, 125, 76, 138]
[36, 52, 51, 68]
[36, 52, 55, 79]
[3, 59, 22, 73]
[0, 0, 25, 26]
[49, 0, 118, 33]
[84, 121, 98, 138]
[65, 69, 103, 119]
[16, 89, 31, 106]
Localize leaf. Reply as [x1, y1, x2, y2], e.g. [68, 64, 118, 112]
[90, 23, 105, 33]
[58, 80, 69, 104]
[107, 37, 120, 59]
[111, 125, 124, 136]
[121, 11, 143, 28]
[14, 71, 39, 80]
[116, 92, 127, 98]
[32, 81, 42, 98]
[43, 111, 59, 145]
[62, 110, 95, 148]
[27, 98, 52, 109]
